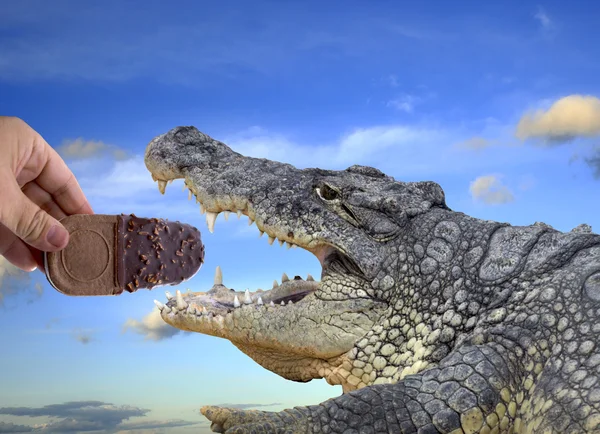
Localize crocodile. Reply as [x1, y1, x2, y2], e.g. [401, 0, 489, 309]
[144, 126, 600, 434]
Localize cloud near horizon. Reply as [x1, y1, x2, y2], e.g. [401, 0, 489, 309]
[516, 95, 600, 144]
[122, 308, 186, 341]
[0, 401, 201, 433]
[0, 421, 34, 432]
[213, 403, 282, 410]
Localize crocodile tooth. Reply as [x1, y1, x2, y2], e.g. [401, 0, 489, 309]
[268, 236, 275, 245]
[278, 239, 284, 247]
[281, 301, 285, 306]
[157, 180, 167, 194]
[273, 280, 279, 288]
[214, 266, 223, 285]
[233, 295, 241, 308]
[154, 300, 165, 310]
[237, 210, 242, 218]
[282, 273, 289, 282]
[176, 290, 188, 310]
[163, 305, 172, 314]
[200, 203, 206, 214]
[187, 305, 196, 315]
[286, 242, 293, 249]
[257, 296, 264, 305]
[165, 291, 174, 300]
[206, 212, 218, 233]
[244, 289, 252, 304]
[188, 189, 193, 200]
[203, 306, 208, 314]
[288, 300, 293, 305]
[307, 274, 314, 281]
[270, 301, 275, 306]
[224, 211, 230, 221]
[259, 230, 264, 237]
[248, 217, 254, 226]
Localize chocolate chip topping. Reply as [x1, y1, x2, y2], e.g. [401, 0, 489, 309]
[117, 214, 205, 293]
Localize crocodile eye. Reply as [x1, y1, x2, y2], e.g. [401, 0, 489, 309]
[316, 184, 339, 201]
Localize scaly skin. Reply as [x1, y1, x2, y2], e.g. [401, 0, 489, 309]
[145, 126, 600, 434]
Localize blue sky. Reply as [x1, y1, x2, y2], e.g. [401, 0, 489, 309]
[1, 0, 600, 432]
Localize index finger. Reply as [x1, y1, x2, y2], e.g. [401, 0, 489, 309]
[35, 138, 94, 216]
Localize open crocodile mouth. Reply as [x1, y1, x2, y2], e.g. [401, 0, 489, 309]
[157, 266, 321, 320]
[150, 177, 362, 334]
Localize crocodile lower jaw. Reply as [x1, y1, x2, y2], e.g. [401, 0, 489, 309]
[155, 283, 321, 340]
[155, 266, 320, 328]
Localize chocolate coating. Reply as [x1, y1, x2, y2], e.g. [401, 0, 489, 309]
[117, 214, 205, 293]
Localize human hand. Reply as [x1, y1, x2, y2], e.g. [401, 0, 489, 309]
[0, 117, 94, 272]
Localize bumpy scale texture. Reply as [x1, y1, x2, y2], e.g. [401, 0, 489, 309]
[145, 126, 600, 434]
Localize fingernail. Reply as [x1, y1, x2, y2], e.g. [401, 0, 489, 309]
[47, 225, 69, 249]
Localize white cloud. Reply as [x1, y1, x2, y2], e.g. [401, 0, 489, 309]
[334, 126, 435, 165]
[226, 124, 444, 172]
[0, 256, 36, 305]
[387, 74, 399, 88]
[65, 151, 205, 220]
[0, 256, 25, 288]
[122, 308, 187, 341]
[386, 94, 419, 113]
[516, 95, 600, 143]
[223, 121, 562, 180]
[57, 138, 128, 160]
[0, 400, 202, 433]
[518, 174, 537, 191]
[77, 156, 157, 200]
[386, 89, 435, 113]
[454, 136, 493, 151]
[532, 6, 558, 40]
[469, 175, 515, 205]
[534, 7, 553, 30]
[212, 403, 282, 410]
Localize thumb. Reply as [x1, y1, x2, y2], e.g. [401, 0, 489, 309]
[0, 174, 70, 252]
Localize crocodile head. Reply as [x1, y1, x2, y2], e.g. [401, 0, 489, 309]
[144, 126, 448, 391]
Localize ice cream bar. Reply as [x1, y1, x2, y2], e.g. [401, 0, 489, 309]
[44, 214, 205, 296]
